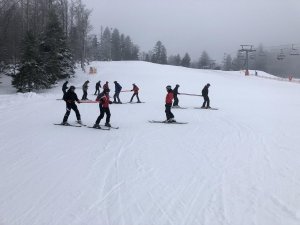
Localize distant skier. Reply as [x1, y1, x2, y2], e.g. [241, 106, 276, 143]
[130, 83, 141, 103]
[61, 86, 82, 125]
[81, 80, 89, 100]
[93, 89, 112, 128]
[172, 84, 180, 107]
[165, 85, 175, 122]
[103, 81, 109, 92]
[201, 83, 210, 108]
[62, 81, 68, 95]
[94, 81, 101, 95]
[113, 81, 122, 103]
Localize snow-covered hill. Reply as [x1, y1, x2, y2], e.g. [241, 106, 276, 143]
[1, 61, 300, 225]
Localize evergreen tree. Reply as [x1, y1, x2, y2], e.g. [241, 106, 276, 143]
[151, 41, 167, 64]
[223, 54, 232, 71]
[100, 27, 112, 60]
[12, 31, 47, 92]
[181, 53, 191, 67]
[123, 36, 133, 60]
[111, 29, 121, 61]
[40, 10, 74, 84]
[198, 51, 210, 69]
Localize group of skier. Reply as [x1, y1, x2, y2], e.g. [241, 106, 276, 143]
[61, 81, 142, 128]
[164, 83, 211, 123]
[61, 79, 211, 126]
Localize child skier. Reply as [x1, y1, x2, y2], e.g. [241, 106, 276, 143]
[61, 86, 82, 125]
[81, 80, 89, 100]
[201, 83, 211, 108]
[94, 81, 101, 95]
[172, 84, 180, 107]
[130, 83, 141, 103]
[93, 89, 112, 128]
[165, 85, 175, 122]
[113, 81, 122, 103]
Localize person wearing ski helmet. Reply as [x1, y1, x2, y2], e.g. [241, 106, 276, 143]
[165, 85, 175, 122]
[93, 88, 113, 128]
[201, 83, 211, 108]
[173, 84, 180, 107]
[61, 86, 82, 125]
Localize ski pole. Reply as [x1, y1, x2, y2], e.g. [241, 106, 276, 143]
[121, 90, 132, 92]
[79, 100, 99, 103]
[180, 93, 202, 97]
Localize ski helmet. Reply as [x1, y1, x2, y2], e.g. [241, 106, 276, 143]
[166, 85, 172, 90]
[70, 86, 76, 90]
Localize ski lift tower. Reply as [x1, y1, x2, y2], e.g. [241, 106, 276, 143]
[239, 45, 256, 75]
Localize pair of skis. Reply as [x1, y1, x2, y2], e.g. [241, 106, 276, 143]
[54, 123, 119, 130]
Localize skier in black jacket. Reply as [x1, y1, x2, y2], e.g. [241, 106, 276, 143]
[94, 81, 101, 95]
[201, 83, 210, 108]
[61, 86, 82, 125]
[113, 81, 122, 103]
[173, 84, 180, 107]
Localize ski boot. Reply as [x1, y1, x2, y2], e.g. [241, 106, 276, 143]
[105, 122, 111, 127]
[77, 120, 83, 125]
[93, 124, 101, 129]
[61, 121, 70, 126]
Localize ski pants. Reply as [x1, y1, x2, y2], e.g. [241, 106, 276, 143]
[202, 95, 210, 108]
[173, 94, 179, 106]
[63, 103, 81, 122]
[165, 104, 174, 120]
[95, 106, 111, 124]
[114, 92, 121, 103]
[94, 88, 100, 95]
[82, 90, 88, 100]
[130, 93, 140, 102]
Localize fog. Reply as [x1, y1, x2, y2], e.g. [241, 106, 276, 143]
[83, 0, 300, 62]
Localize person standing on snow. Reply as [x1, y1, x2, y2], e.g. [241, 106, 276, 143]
[94, 81, 101, 95]
[62, 81, 68, 95]
[93, 89, 112, 128]
[103, 81, 109, 92]
[113, 81, 122, 103]
[81, 80, 89, 100]
[165, 85, 175, 122]
[130, 83, 141, 103]
[61, 86, 82, 125]
[172, 84, 180, 107]
[201, 83, 211, 108]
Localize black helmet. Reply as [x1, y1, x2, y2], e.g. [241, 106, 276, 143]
[70, 86, 75, 90]
[207, 83, 210, 86]
[166, 85, 172, 90]
[176, 84, 180, 87]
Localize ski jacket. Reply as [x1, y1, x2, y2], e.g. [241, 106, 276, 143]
[115, 83, 122, 93]
[62, 82, 68, 92]
[103, 82, 109, 91]
[99, 94, 110, 108]
[132, 85, 139, 93]
[82, 82, 89, 91]
[202, 85, 209, 97]
[173, 86, 179, 95]
[165, 90, 174, 105]
[63, 90, 79, 103]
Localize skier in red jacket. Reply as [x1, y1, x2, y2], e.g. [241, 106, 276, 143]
[93, 88, 112, 128]
[165, 85, 175, 122]
[130, 83, 141, 103]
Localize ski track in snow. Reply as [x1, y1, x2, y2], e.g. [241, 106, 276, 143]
[1, 62, 300, 225]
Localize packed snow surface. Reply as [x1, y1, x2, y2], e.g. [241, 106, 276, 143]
[1, 61, 300, 225]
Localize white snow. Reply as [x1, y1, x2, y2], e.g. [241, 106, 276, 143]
[1, 61, 300, 225]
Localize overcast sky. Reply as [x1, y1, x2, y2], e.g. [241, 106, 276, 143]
[82, 0, 300, 63]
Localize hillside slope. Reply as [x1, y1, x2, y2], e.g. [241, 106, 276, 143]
[1, 61, 300, 225]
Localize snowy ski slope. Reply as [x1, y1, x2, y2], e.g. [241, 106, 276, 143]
[1, 61, 300, 225]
